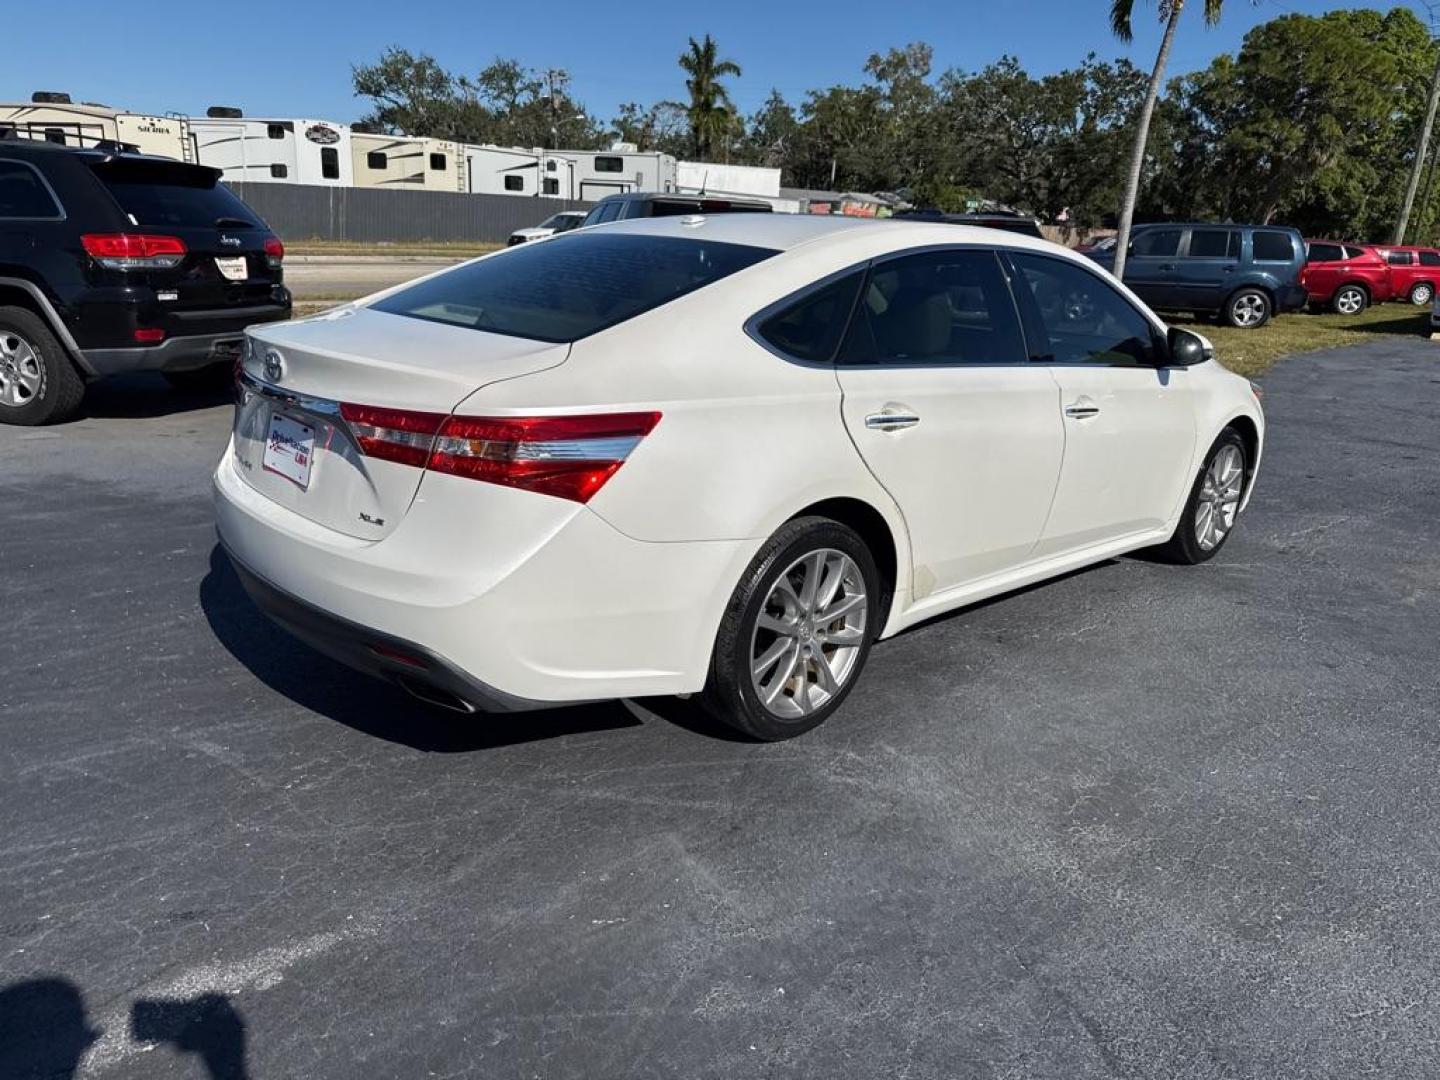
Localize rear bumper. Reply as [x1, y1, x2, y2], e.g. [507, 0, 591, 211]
[74, 296, 292, 376]
[82, 329, 254, 376]
[1277, 284, 1309, 312]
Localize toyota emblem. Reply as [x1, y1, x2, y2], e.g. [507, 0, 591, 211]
[263, 349, 285, 383]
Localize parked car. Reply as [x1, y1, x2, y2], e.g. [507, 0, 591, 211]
[1374, 245, 1440, 305]
[1077, 235, 1117, 255]
[506, 210, 587, 247]
[0, 138, 290, 424]
[1300, 240, 1395, 314]
[582, 191, 773, 227]
[1088, 222, 1308, 329]
[215, 216, 1263, 740]
[894, 208, 1045, 239]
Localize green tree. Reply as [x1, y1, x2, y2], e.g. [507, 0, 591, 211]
[352, 48, 468, 138]
[1110, 0, 1225, 280]
[678, 35, 743, 160]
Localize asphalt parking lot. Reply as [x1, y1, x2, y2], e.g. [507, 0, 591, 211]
[2, 339, 1438, 1079]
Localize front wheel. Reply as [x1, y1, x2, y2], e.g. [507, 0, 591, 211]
[1223, 289, 1271, 329]
[1152, 430, 1248, 565]
[701, 517, 879, 741]
[1409, 282, 1434, 307]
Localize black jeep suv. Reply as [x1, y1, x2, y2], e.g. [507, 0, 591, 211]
[0, 138, 291, 424]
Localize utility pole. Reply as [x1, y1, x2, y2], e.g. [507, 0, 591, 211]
[1395, 4, 1440, 245]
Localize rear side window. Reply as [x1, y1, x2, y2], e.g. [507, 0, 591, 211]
[1253, 231, 1296, 261]
[1189, 229, 1239, 258]
[88, 159, 262, 228]
[841, 250, 1027, 367]
[1131, 229, 1182, 258]
[1422, 251, 1440, 267]
[756, 271, 864, 364]
[1307, 242, 1344, 263]
[1386, 250, 1414, 266]
[371, 232, 777, 343]
[0, 160, 62, 218]
[1343, 246, 1368, 260]
[1009, 252, 1159, 367]
[649, 199, 707, 218]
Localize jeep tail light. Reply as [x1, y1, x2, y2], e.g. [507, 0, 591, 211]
[264, 235, 284, 267]
[337, 405, 661, 504]
[81, 233, 187, 270]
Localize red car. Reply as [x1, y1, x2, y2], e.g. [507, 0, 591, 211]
[1301, 241, 1395, 315]
[1375, 245, 1440, 306]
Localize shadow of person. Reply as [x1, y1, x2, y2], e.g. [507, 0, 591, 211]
[131, 994, 249, 1080]
[198, 544, 645, 751]
[0, 977, 99, 1080]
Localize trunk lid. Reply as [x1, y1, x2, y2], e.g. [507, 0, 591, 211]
[230, 307, 570, 539]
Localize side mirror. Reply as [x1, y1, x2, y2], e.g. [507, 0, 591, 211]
[1166, 327, 1213, 367]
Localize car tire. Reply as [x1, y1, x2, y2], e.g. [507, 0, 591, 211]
[0, 305, 85, 426]
[1331, 284, 1368, 316]
[701, 516, 879, 741]
[1409, 282, 1434, 306]
[163, 363, 234, 394]
[1223, 288, 1271, 329]
[1151, 429, 1248, 565]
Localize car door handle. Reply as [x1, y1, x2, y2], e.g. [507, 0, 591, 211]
[1159, 263, 1176, 272]
[864, 411, 921, 431]
[1063, 402, 1101, 420]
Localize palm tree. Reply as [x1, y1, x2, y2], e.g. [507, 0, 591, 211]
[1111, 0, 1225, 280]
[679, 35, 742, 161]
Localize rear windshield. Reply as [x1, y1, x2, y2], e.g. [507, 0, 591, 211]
[371, 232, 778, 343]
[88, 159, 263, 229]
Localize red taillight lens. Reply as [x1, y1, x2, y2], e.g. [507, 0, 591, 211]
[81, 233, 187, 270]
[133, 328, 165, 343]
[263, 235, 284, 266]
[337, 405, 661, 503]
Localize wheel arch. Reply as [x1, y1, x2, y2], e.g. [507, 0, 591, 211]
[0, 278, 91, 375]
[1223, 413, 1261, 497]
[786, 496, 903, 636]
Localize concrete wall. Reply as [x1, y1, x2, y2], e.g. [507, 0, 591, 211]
[230, 182, 591, 244]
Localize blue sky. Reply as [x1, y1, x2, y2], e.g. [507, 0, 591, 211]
[4, 0, 1382, 126]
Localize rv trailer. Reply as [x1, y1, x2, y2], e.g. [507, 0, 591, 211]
[0, 93, 192, 160]
[191, 109, 353, 186]
[465, 144, 677, 200]
[351, 133, 465, 192]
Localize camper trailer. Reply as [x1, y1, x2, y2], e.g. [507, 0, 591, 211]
[191, 109, 353, 186]
[0, 93, 192, 160]
[351, 133, 465, 192]
[464, 144, 547, 196]
[465, 144, 677, 200]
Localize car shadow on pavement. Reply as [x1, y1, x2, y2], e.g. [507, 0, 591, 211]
[0, 978, 250, 1079]
[199, 545, 651, 751]
[79, 372, 233, 421]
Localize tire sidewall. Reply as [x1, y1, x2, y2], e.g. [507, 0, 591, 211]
[1333, 285, 1367, 315]
[1174, 430, 1248, 564]
[1226, 289, 1270, 329]
[0, 307, 79, 426]
[1410, 283, 1433, 306]
[707, 518, 880, 740]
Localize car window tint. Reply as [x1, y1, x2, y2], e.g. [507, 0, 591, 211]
[372, 232, 777, 343]
[1253, 231, 1296, 261]
[1343, 246, 1367, 260]
[1307, 242, 1344, 263]
[1189, 229, 1238, 258]
[1009, 252, 1158, 367]
[1131, 228, 1182, 258]
[839, 250, 1026, 367]
[1386, 251, 1414, 266]
[1421, 251, 1440, 267]
[0, 160, 61, 218]
[756, 271, 864, 364]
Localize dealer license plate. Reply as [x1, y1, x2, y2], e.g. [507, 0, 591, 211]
[263, 413, 315, 489]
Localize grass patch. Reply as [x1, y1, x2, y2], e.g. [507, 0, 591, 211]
[1172, 304, 1431, 379]
[285, 239, 501, 259]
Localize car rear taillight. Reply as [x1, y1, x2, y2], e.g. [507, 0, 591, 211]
[337, 404, 661, 504]
[263, 235, 284, 268]
[81, 233, 187, 270]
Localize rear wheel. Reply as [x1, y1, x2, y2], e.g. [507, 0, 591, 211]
[1332, 284, 1368, 316]
[1409, 282, 1434, 307]
[1151, 430, 1247, 565]
[701, 517, 878, 741]
[0, 305, 84, 426]
[1223, 289, 1271, 329]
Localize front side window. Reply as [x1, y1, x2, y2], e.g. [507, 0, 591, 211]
[1009, 252, 1159, 367]
[1188, 229, 1239, 258]
[595, 156, 624, 173]
[1253, 231, 1296, 262]
[756, 271, 865, 364]
[841, 250, 1027, 367]
[367, 151, 387, 170]
[371, 232, 777, 343]
[1307, 242, 1344, 263]
[1131, 228, 1182, 258]
[0, 160, 62, 218]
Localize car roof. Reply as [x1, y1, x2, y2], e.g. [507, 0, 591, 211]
[1136, 221, 1299, 232]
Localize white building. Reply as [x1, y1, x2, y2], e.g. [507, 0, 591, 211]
[191, 111, 352, 186]
[677, 161, 782, 199]
[0, 94, 192, 160]
[351, 133, 466, 192]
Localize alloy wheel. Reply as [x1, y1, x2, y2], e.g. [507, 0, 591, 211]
[749, 548, 868, 720]
[1231, 294, 1266, 327]
[0, 331, 43, 408]
[1194, 444, 1244, 551]
[1335, 288, 1365, 316]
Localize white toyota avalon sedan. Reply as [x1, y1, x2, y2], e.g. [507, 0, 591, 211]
[214, 215, 1263, 740]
